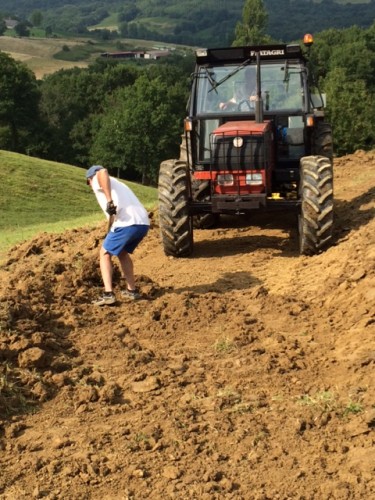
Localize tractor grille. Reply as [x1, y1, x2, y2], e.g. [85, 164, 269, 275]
[210, 133, 265, 171]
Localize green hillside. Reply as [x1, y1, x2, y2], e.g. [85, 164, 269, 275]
[0, 150, 157, 261]
[2, 0, 374, 46]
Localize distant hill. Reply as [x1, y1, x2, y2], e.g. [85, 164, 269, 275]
[1, 0, 374, 46]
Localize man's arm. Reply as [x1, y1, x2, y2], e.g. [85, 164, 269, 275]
[96, 169, 117, 216]
[96, 168, 112, 201]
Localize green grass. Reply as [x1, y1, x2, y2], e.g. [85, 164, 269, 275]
[88, 12, 120, 30]
[214, 336, 237, 354]
[139, 17, 177, 35]
[0, 150, 158, 261]
[53, 43, 101, 61]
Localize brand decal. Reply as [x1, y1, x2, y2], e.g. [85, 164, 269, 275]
[250, 49, 285, 56]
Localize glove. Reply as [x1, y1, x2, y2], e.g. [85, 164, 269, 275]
[106, 200, 117, 216]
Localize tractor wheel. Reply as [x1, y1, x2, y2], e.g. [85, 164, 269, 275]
[158, 159, 193, 257]
[313, 122, 333, 164]
[192, 179, 219, 229]
[299, 155, 333, 255]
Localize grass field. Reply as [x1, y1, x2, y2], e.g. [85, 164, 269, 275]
[0, 36, 93, 78]
[0, 34, 193, 79]
[0, 150, 158, 262]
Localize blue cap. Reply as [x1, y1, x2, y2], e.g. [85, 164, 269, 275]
[86, 165, 103, 184]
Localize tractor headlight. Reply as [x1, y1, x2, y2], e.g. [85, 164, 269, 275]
[246, 173, 263, 185]
[196, 49, 208, 57]
[233, 136, 243, 148]
[217, 174, 234, 186]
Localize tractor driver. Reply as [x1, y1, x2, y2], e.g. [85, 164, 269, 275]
[219, 67, 257, 111]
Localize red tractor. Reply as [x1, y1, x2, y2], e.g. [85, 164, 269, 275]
[158, 34, 333, 256]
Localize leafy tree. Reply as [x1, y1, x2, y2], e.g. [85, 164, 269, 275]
[127, 22, 138, 38]
[39, 63, 139, 164]
[31, 10, 43, 27]
[324, 67, 375, 154]
[119, 5, 140, 23]
[0, 19, 6, 36]
[232, 0, 271, 46]
[119, 22, 128, 38]
[14, 20, 31, 37]
[91, 72, 188, 184]
[0, 52, 41, 153]
[299, 23, 374, 154]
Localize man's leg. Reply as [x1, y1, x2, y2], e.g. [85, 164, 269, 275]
[118, 250, 136, 291]
[100, 246, 113, 292]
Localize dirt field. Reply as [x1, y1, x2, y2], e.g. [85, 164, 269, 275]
[0, 151, 374, 499]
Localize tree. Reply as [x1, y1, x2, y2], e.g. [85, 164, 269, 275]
[14, 20, 31, 37]
[307, 24, 375, 153]
[118, 5, 139, 23]
[0, 19, 6, 36]
[324, 67, 375, 154]
[119, 22, 128, 38]
[91, 72, 188, 184]
[0, 52, 41, 153]
[39, 64, 139, 164]
[31, 10, 43, 27]
[232, 0, 271, 46]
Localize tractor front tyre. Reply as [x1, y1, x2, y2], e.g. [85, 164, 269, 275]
[299, 155, 333, 255]
[158, 159, 193, 257]
[192, 179, 219, 229]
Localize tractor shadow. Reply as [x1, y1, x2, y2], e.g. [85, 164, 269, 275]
[332, 187, 375, 244]
[193, 211, 299, 258]
[192, 186, 375, 258]
[171, 271, 262, 295]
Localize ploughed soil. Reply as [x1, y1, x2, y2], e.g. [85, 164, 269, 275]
[0, 151, 374, 500]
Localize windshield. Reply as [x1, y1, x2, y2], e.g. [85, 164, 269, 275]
[195, 62, 305, 114]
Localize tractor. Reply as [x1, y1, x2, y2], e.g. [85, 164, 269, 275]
[158, 34, 333, 257]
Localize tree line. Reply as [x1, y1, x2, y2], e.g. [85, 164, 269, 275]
[0, 22, 374, 183]
[0, 54, 192, 183]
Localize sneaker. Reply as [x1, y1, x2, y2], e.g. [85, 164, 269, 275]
[92, 292, 116, 306]
[121, 288, 141, 300]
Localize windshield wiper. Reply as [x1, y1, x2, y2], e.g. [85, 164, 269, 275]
[208, 59, 252, 93]
[204, 68, 219, 94]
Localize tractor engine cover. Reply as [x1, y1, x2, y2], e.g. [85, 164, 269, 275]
[210, 120, 273, 196]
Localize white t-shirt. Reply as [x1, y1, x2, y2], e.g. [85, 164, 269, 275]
[92, 175, 150, 229]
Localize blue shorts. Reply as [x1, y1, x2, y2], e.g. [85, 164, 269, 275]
[103, 225, 149, 256]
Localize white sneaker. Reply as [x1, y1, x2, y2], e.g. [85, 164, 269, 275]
[92, 292, 116, 306]
[121, 288, 141, 300]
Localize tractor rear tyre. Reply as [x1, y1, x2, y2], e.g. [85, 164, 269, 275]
[313, 122, 333, 164]
[299, 155, 333, 255]
[158, 159, 193, 257]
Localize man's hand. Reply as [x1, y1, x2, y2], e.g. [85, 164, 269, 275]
[106, 200, 117, 216]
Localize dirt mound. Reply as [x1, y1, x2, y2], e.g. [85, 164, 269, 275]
[0, 151, 374, 499]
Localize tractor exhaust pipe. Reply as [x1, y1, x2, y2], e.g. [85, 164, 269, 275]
[255, 51, 263, 123]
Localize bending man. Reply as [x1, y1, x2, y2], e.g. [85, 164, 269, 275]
[86, 165, 150, 306]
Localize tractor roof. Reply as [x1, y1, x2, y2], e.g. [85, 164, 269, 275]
[195, 44, 305, 65]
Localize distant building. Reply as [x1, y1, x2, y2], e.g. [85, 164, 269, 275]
[143, 50, 170, 60]
[4, 19, 18, 30]
[100, 51, 143, 59]
[100, 50, 170, 60]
